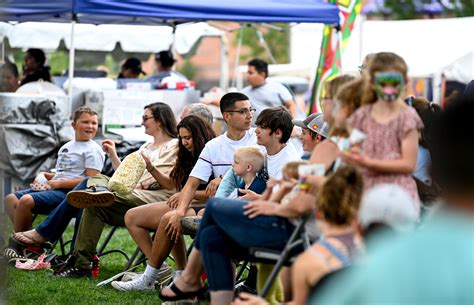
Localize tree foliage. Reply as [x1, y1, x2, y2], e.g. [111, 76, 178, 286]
[382, 0, 473, 20]
[235, 23, 290, 64]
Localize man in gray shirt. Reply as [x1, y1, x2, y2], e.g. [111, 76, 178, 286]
[242, 58, 297, 121]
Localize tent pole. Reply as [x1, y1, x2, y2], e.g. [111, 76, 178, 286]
[219, 34, 229, 91]
[67, 18, 76, 116]
[231, 27, 244, 89]
[1, 39, 4, 63]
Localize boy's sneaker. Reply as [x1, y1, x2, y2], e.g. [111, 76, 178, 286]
[3, 247, 25, 265]
[54, 266, 92, 278]
[67, 185, 115, 209]
[111, 275, 154, 292]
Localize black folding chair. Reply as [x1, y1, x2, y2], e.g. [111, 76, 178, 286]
[240, 215, 314, 298]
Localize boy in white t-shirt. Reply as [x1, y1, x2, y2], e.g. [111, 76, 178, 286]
[5, 106, 105, 233]
[217, 106, 301, 200]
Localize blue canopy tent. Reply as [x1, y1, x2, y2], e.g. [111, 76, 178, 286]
[1, 0, 339, 24]
[1, 0, 339, 94]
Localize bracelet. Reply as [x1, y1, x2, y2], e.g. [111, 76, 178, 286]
[147, 166, 155, 173]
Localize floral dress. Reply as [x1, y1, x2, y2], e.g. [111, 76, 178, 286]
[348, 104, 423, 205]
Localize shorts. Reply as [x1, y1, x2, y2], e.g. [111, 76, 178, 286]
[15, 188, 70, 215]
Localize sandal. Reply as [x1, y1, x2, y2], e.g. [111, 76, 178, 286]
[12, 231, 45, 246]
[67, 185, 116, 209]
[159, 281, 207, 302]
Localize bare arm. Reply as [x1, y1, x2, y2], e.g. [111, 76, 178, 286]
[343, 129, 419, 174]
[244, 190, 315, 219]
[176, 177, 202, 217]
[142, 151, 175, 190]
[47, 168, 100, 190]
[194, 190, 209, 201]
[165, 176, 202, 242]
[284, 99, 298, 118]
[309, 139, 339, 170]
[102, 139, 121, 170]
[291, 251, 326, 305]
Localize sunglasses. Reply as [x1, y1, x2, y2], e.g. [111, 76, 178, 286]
[142, 115, 154, 121]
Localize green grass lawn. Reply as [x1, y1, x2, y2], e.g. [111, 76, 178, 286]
[5, 217, 185, 304]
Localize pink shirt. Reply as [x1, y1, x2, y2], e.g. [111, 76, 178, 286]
[348, 104, 423, 205]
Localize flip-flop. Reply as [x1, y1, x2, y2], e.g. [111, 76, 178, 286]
[67, 185, 116, 209]
[13, 231, 44, 246]
[158, 281, 207, 302]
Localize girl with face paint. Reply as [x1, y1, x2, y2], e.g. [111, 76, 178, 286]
[341, 52, 424, 213]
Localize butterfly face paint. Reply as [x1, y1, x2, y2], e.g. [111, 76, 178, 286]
[373, 71, 404, 102]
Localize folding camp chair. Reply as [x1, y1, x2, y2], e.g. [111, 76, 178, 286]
[241, 214, 314, 297]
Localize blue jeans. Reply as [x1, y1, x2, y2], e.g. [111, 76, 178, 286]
[35, 178, 88, 251]
[194, 197, 294, 291]
[15, 188, 69, 215]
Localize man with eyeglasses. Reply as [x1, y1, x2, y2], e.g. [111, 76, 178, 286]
[163, 92, 257, 240]
[242, 58, 297, 122]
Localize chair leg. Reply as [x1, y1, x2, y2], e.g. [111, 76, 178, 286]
[235, 260, 249, 284]
[96, 226, 131, 263]
[123, 246, 144, 271]
[97, 226, 118, 255]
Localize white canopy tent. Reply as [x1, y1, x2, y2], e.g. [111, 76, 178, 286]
[442, 51, 473, 84]
[291, 16, 474, 78]
[0, 21, 229, 89]
[0, 21, 224, 54]
[290, 16, 474, 102]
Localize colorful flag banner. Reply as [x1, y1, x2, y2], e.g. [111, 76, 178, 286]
[308, 0, 361, 114]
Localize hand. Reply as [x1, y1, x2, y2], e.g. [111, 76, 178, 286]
[243, 201, 277, 219]
[341, 150, 369, 168]
[46, 180, 61, 190]
[239, 189, 261, 201]
[233, 292, 268, 305]
[205, 176, 222, 197]
[141, 151, 153, 171]
[101, 139, 117, 157]
[266, 178, 281, 189]
[304, 175, 326, 189]
[167, 192, 181, 209]
[165, 212, 183, 243]
[33, 172, 48, 184]
[280, 178, 297, 191]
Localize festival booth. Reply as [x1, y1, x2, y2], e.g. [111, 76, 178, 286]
[0, 0, 339, 195]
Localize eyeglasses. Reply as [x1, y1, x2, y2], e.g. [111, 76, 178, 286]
[142, 115, 154, 121]
[226, 107, 256, 115]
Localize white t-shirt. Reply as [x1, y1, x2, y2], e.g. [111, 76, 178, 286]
[190, 129, 257, 182]
[242, 81, 293, 121]
[53, 140, 105, 180]
[264, 141, 301, 180]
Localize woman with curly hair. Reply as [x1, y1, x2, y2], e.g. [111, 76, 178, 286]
[112, 114, 216, 291]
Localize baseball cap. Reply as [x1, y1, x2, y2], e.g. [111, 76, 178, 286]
[358, 184, 419, 233]
[122, 58, 145, 75]
[292, 113, 329, 138]
[155, 50, 175, 67]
